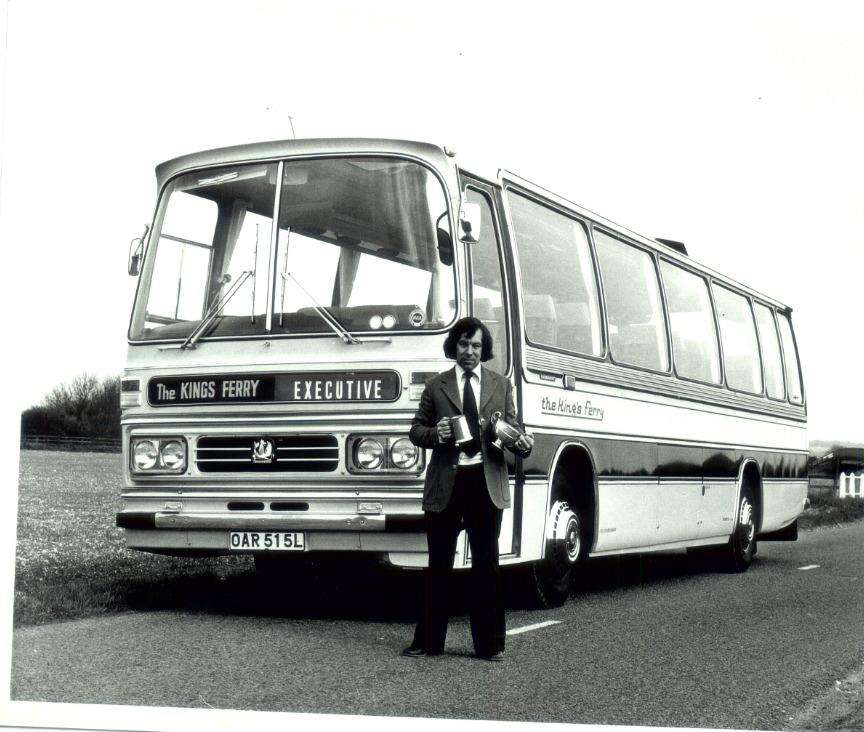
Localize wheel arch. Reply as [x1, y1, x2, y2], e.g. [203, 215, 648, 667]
[546, 440, 598, 556]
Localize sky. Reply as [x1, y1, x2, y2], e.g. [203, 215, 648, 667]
[1, 0, 863, 446]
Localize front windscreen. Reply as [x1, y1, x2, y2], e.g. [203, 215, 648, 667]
[130, 157, 456, 342]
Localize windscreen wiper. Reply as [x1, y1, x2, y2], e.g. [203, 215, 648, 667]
[167, 270, 253, 350]
[281, 271, 365, 345]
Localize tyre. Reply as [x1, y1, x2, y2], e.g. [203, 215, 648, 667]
[528, 501, 584, 608]
[720, 484, 757, 572]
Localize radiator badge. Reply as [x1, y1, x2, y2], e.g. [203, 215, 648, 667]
[252, 438, 276, 463]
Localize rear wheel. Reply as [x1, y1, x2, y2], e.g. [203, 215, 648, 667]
[720, 485, 757, 572]
[529, 501, 584, 608]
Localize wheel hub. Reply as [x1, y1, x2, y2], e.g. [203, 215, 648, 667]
[564, 518, 580, 561]
[739, 497, 755, 547]
[547, 501, 580, 565]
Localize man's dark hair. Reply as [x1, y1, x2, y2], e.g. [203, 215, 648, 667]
[443, 317, 495, 362]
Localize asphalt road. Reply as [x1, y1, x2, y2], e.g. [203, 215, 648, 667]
[11, 522, 864, 729]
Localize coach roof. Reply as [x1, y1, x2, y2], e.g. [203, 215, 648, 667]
[154, 138, 792, 312]
[154, 138, 454, 192]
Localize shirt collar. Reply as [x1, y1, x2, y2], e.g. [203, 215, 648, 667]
[455, 362, 481, 385]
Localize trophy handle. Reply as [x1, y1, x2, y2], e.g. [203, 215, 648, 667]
[489, 411, 504, 451]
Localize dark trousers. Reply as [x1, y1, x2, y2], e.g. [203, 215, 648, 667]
[412, 464, 505, 655]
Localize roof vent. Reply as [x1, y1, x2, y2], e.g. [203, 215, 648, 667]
[655, 238, 688, 256]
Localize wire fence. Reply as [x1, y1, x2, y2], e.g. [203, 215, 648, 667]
[20, 434, 121, 453]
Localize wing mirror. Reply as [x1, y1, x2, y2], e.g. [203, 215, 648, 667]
[128, 224, 149, 276]
[458, 201, 481, 244]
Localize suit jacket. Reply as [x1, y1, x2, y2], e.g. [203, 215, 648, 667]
[409, 366, 531, 512]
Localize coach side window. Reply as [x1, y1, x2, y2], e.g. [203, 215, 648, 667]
[594, 231, 669, 372]
[506, 190, 603, 357]
[659, 261, 721, 384]
[712, 285, 763, 394]
[777, 313, 804, 404]
[753, 303, 786, 400]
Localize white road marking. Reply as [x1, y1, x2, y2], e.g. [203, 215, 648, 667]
[506, 620, 562, 636]
[798, 564, 820, 571]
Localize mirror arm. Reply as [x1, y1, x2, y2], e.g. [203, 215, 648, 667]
[458, 201, 481, 244]
[127, 224, 150, 276]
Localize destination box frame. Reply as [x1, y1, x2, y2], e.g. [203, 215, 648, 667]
[147, 370, 403, 406]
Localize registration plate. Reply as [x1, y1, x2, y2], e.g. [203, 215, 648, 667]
[228, 531, 306, 551]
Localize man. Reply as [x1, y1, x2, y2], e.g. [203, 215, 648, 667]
[402, 317, 533, 662]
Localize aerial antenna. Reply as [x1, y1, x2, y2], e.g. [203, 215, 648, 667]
[287, 115, 297, 139]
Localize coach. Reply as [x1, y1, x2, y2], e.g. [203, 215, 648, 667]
[402, 316, 533, 661]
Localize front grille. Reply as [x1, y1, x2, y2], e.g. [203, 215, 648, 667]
[196, 435, 339, 473]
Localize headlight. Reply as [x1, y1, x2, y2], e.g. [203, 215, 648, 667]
[355, 438, 384, 469]
[132, 440, 158, 471]
[349, 435, 424, 472]
[382, 314, 397, 329]
[390, 438, 418, 468]
[160, 440, 187, 470]
[131, 437, 187, 473]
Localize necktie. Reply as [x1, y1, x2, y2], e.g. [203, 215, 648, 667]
[462, 371, 480, 457]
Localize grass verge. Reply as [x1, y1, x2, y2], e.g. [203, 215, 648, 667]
[799, 494, 864, 530]
[786, 662, 864, 730]
[13, 450, 251, 627]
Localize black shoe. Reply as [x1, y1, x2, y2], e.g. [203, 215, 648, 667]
[476, 650, 504, 662]
[402, 645, 440, 657]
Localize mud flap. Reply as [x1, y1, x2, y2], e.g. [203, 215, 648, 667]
[758, 520, 798, 542]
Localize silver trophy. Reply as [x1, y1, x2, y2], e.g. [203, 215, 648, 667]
[488, 411, 524, 451]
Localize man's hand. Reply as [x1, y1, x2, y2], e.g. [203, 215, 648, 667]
[514, 432, 534, 454]
[436, 417, 453, 443]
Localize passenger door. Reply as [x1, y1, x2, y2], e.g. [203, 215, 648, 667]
[462, 179, 515, 556]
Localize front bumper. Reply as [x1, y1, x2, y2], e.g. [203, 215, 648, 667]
[116, 509, 423, 532]
[115, 488, 428, 560]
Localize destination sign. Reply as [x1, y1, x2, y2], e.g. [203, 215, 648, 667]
[148, 371, 401, 406]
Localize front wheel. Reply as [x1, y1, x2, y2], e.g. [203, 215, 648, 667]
[528, 501, 584, 608]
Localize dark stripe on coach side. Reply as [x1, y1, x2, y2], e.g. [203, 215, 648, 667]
[523, 433, 808, 481]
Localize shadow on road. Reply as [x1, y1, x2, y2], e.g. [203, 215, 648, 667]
[574, 548, 730, 596]
[122, 548, 735, 622]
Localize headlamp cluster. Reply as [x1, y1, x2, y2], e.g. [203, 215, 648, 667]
[130, 437, 187, 474]
[349, 435, 423, 473]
